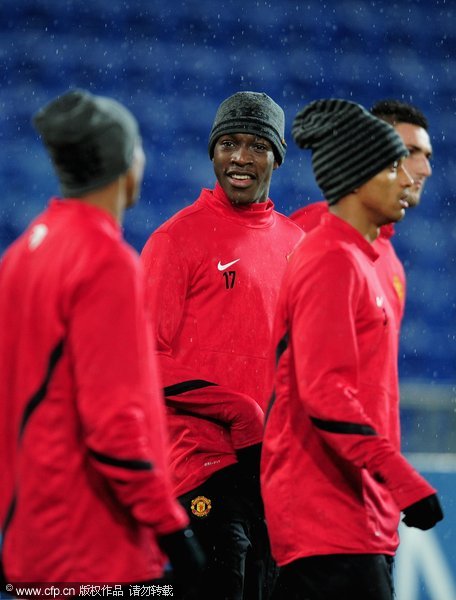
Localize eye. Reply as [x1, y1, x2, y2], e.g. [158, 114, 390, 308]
[252, 142, 271, 154]
[219, 139, 235, 148]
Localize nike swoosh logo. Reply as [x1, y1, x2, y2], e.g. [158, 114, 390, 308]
[217, 259, 240, 271]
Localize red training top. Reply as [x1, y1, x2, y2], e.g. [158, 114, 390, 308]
[262, 213, 435, 566]
[0, 200, 187, 583]
[141, 183, 303, 496]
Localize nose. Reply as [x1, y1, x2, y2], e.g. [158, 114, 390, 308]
[400, 164, 414, 187]
[421, 155, 432, 177]
[231, 143, 253, 164]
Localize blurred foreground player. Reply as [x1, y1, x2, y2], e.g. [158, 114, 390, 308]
[0, 89, 203, 591]
[261, 99, 443, 600]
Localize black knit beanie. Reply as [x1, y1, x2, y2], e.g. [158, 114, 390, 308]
[292, 98, 408, 205]
[33, 89, 140, 197]
[208, 91, 287, 165]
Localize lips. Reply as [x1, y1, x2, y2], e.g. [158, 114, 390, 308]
[399, 196, 409, 208]
[226, 171, 256, 188]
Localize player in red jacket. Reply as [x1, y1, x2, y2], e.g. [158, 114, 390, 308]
[261, 99, 443, 600]
[141, 92, 303, 599]
[290, 100, 433, 335]
[0, 90, 203, 592]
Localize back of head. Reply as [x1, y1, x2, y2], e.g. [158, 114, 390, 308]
[292, 98, 408, 205]
[33, 89, 140, 197]
[370, 99, 429, 130]
[208, 91, 287, 165]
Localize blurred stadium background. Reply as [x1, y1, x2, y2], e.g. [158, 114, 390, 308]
[0, 1, 454, 598]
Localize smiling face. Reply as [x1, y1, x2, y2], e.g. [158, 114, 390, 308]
[212, 133, 278, 205]
[394, 122, 432, 208]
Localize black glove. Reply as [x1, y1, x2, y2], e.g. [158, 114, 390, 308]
[236, 443, 264, 519]
[402, 493, 444, 530]
[158, 527, 205, 594]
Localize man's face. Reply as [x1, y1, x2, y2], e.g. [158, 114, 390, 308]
[357, 157, 414, 227]
[395, 122, 432, 208]
[212, 133, 278, 205]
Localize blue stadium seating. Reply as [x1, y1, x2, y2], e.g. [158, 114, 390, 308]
[0, 0, 454, 386]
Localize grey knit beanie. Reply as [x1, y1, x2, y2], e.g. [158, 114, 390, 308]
[33, 89, 140, 197]
[292, 98, 408, 205]
[208, 92, 287, 165]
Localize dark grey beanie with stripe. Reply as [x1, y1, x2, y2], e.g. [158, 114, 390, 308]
[292, 98, 408, 205]
[208, 91, 287, 165]
[33, 89, 140, 197]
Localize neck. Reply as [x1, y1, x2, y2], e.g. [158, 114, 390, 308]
[329, 196, 379, 243]
[77, 178, 126, 224]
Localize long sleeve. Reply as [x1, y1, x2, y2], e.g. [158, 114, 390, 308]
[141, 231, 192, 385]
[68, 247, 187, 535]
[164, 383, 264, 450]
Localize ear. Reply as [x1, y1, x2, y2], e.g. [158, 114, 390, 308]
[125, 144, 145, 208]
[124, 167, 136, 207]
[273, 161, 279, 171]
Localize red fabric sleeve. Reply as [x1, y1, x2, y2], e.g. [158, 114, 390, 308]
[141, 231, 192, 384]
[68, 246, 188, 535]
[165, 385, 264, 450]
[289, 250, 435, 510]
[289, 201, 328, 233]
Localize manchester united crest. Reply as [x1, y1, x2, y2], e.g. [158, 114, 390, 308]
[191, 495, 212, 517]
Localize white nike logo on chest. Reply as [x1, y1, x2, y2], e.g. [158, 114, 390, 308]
[217, 259, 240, 271]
